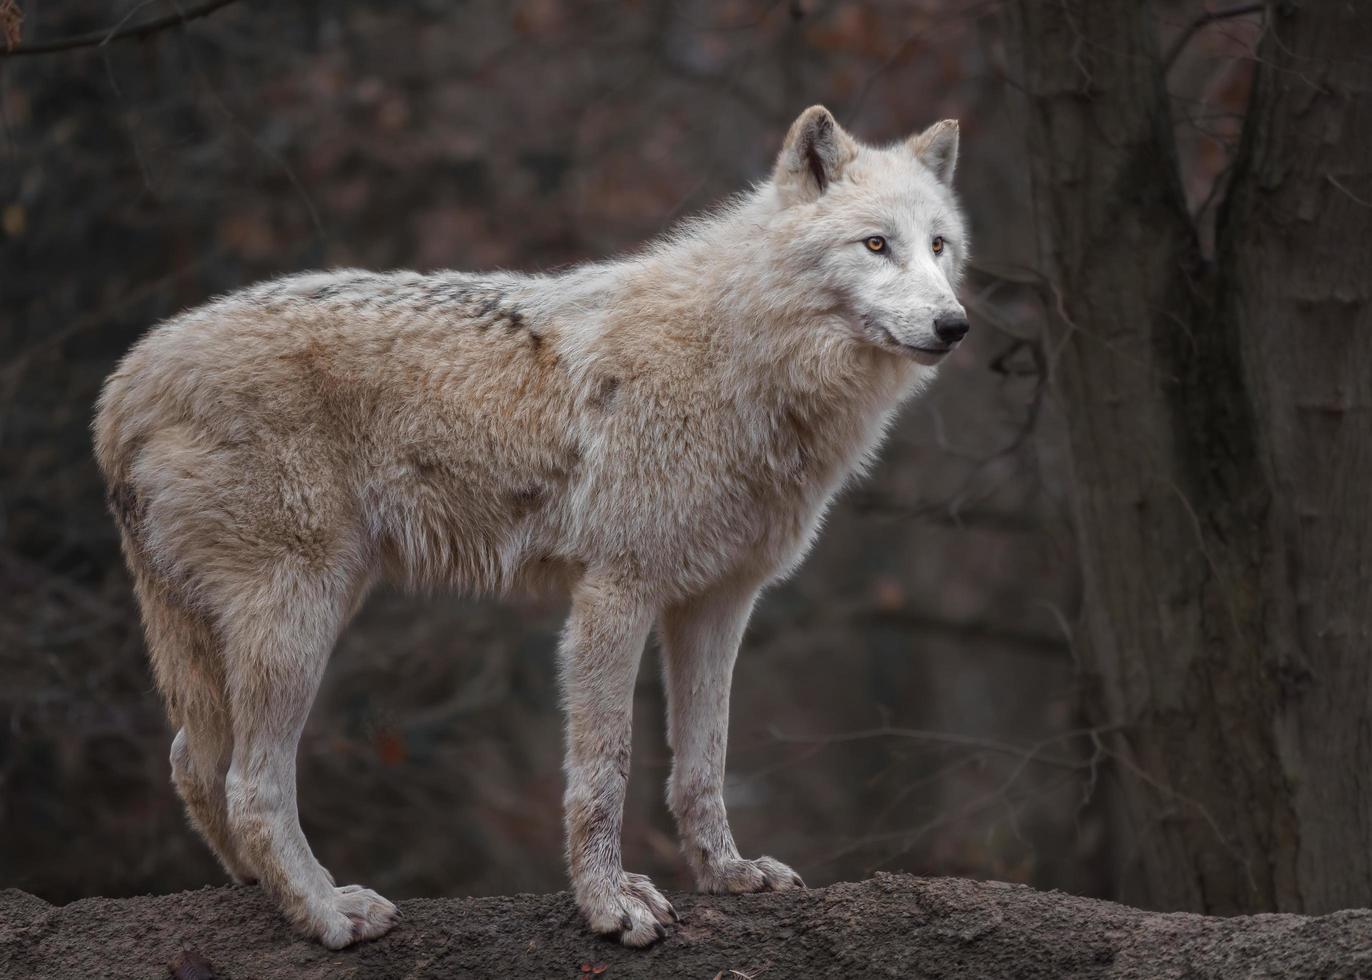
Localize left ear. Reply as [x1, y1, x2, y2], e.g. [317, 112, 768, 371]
[773, 105, 858, 204]
[909, 119, 959, 185]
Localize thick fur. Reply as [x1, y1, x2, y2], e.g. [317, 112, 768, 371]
[93, 106, 969, 949]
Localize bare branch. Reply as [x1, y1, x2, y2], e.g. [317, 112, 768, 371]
[0, 0, 240, 57]
[1327, 174, 1372, 210]
[767, 723, 1111, 771]
[1162, 3, 1264, 72]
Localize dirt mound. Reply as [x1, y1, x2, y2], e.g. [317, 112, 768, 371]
[3, 873, 1371, 979]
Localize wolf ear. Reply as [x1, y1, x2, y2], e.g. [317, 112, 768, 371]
[774, 105, 856, 203]
[909, 119, 959, 185]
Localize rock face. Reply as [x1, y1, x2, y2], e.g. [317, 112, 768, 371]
[3, 874, 1371, 980]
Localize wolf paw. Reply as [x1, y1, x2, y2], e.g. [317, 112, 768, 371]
[580, 871, 677, 947]
[311, 884, 400, 949]
[698, 855, 805, 894]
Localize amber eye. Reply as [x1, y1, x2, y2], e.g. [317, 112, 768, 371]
[865, 236, 887, 253]
[931, 236, 945, 255]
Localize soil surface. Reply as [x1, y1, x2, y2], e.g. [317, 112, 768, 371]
[3, 873, 1371, 979]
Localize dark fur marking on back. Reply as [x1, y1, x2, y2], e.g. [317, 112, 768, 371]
[410, 454, 443, 478]
[308, 275, 374, 301]
[510, 484, 546, 518]
[590, 376, 621, 411]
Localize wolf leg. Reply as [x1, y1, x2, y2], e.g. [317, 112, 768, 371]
[170, 724, 257, 883]
[127, 560, 257, 883]
[560, 576, 674, 947]
[222, 567, 397, 949]
[660, 582, 805, 894]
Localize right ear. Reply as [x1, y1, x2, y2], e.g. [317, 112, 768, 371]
[773, 105, 856, 204]
[908, 119, 959, 185]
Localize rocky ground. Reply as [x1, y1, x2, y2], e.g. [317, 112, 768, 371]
[3, 873, 1371, 979]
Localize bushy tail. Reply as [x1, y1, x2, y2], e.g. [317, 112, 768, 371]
[94, 350, 229, 733]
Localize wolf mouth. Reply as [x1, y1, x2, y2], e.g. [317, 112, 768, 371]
[874, 325, 953, 365]
[902, 346, 951, 366]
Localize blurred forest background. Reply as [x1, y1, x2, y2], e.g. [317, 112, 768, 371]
[2, 0, 1366, 920]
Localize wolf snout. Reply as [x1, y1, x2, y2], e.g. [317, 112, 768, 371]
[933, 313, 970, 345]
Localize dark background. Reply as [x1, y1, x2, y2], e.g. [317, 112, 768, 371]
[0, 0, 1281, 912]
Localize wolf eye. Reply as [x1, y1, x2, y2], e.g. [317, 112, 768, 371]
[931, 236, 945, 255]
[864, 236, 887, 254]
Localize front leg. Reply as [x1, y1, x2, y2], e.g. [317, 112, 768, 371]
[560, 576, 676, 947]
[659, 582, 806, 895]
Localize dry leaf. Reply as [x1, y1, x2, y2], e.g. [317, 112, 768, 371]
[0, 0, 22, 51]
[168, 949, 216, 980]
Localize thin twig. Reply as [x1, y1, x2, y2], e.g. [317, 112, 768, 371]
[1, 0, 240, 57]
[767, 724, 1116, 771]
[1327, 174, 1372, 209]
[1162, 3, 1264, 72]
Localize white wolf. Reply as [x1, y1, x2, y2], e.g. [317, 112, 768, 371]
[93, 105, 969, 948]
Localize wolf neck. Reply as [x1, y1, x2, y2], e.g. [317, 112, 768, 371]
[626, 184, 922, 420]
[552, 184, 922, 400]
[525, 184, 928, 476]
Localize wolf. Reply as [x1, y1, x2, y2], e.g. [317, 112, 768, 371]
[92, 105, 969, 949]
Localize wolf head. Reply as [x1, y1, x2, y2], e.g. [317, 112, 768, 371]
[770, 105, 970, 365]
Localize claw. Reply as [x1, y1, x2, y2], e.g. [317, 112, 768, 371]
[792, 873, 806, 889]
[582, 872, 676, 946]
[651, 899, 677, 926]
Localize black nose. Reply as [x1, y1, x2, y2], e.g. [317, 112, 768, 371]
[934, 314, 970, 345]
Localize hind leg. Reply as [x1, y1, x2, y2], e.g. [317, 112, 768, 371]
[170, 724, 257, 883]
[135, 575, 257, 882]
[221, 568, 397, 949]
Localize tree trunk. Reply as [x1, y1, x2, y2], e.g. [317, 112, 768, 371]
[1008, 0, 1372, 913]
